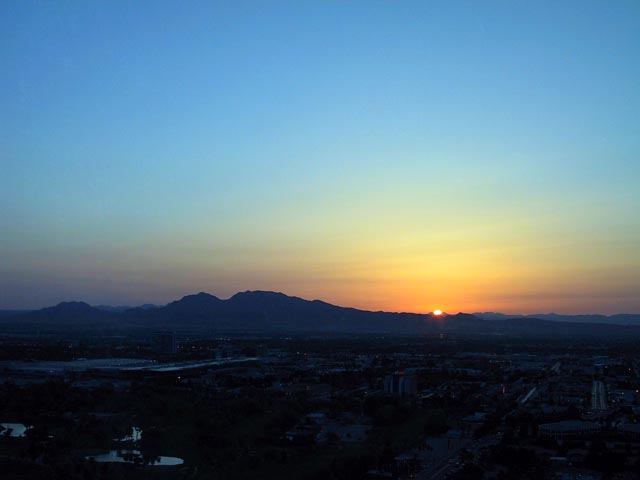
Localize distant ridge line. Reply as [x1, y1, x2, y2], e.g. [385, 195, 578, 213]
[0, 290, 639, 335]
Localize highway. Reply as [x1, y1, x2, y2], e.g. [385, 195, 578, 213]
[520, 386, 537, 404]
[416, 433, 502, 480]
[412, 435, 469, 480]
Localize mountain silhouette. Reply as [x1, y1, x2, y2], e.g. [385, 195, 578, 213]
[474, 311, 640, 326]
[128, 290, 439, 332]
[3, 291, 640, 337]
[13, 301, 115, 324]
[4, 291, 460, 333]
[95, 303, 161, 312]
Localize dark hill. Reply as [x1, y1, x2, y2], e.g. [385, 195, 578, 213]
[12, 301, 115, 324]
[475, 312, 640, 326]
[4, 291, 640, 338]
[131, 290, 440, 333]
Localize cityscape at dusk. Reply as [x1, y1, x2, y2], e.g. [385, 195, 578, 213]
[2, 2, 640, 480]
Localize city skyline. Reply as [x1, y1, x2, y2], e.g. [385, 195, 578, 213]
[2, 1, 639, 313]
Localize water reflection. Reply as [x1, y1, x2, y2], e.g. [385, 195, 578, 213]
[0, 423, 29, 437]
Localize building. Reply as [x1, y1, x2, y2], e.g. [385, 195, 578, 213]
[384, 372, 417, 397]
[539, 420, 600, 439]
[153, 331, 177, 354]
[618, 423, 640, 439]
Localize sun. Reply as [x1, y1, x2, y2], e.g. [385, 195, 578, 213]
[433, 309, 443, 316]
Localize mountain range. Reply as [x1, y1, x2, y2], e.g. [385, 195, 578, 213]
[474, 311, 640, 326]
[1, 291, 639, 337]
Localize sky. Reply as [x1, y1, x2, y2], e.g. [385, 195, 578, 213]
[1, 1, 639, 314]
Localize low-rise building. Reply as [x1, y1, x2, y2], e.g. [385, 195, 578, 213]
[539, 420, 600, 439]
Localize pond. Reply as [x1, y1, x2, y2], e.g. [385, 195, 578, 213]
[86, 449, 184, 466]
[0, 423, 29, 437]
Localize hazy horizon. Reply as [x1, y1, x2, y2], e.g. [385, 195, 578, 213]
[3, 289, 640, 318]
[2, 1, 639, 314]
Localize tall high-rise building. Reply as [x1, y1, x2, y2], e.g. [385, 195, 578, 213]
[384, 371, 417, 397]
[153, 331, 177, 354]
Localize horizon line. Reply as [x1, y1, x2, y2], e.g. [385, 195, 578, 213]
[2, 289, 639, 318]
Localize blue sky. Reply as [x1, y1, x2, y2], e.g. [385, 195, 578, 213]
[1, 1, 639, 312]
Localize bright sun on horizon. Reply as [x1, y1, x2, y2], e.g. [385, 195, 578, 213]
[433, 309, 443, 316]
